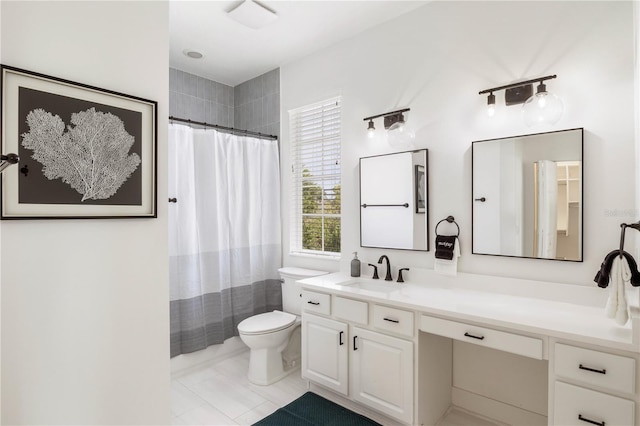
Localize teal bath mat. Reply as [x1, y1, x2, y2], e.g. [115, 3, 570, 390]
[252, 392, 382, 426]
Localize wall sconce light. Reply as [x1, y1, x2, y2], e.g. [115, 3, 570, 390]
[366, 119, 375, 138]
[363, 108, 410, 138]
[479, 75, 563, 126]
[486, 92, 496, 117]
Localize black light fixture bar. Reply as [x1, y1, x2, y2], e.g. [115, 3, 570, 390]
[479, 75, 557, 95]
[363, 108, 410, 122]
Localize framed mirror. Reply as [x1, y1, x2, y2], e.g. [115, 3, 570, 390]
[360, 149, 429, 251]
[472, 128, 583, 261]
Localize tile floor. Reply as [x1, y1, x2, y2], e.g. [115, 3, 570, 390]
[171, 350, 307, 425]
[171, 349, 500, 426]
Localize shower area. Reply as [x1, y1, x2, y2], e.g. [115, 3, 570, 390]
[168, 67, 282, 363]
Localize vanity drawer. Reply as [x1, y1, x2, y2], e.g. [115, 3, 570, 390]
[333, 297, 368, 325]
[420, 315, 543, 359]
[555, 343, 636, 394]
[372, 305, 414, 337]
[301, 290, 331, 316]
[553, 381, 635, 426]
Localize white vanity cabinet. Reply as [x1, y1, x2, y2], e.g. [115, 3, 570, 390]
[301, 291, 415, 425]
[350, 326, 414, 424]
[301, 314, 348, 395]
[298, 272, 640, 426]
[550, 341, 638, 426]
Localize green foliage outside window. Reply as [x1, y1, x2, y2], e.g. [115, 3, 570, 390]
[302, 169, 341, 253]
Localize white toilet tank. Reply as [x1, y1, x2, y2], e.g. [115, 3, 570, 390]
[278, 267, 327, 316]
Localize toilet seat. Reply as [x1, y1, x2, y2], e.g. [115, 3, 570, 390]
[238, 311, 296, 336]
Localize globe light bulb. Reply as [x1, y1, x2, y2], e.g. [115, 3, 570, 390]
[522, 82, 563, 127]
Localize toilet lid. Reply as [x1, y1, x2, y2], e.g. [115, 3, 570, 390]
[238, 311, 296, 335]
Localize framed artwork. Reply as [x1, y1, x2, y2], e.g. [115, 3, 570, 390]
[1, 65, 157, 219]
[415, 164, 425, 214]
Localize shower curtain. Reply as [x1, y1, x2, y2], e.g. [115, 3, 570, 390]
[535, 160, 558, 259]
[169, 123, 282, 357]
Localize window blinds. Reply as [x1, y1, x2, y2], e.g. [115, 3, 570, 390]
[289, 97, 341, 256]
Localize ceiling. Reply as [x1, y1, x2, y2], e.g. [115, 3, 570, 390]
[169, 1, 429, 87]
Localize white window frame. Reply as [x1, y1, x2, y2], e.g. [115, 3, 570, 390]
[289, 96, 341, 258]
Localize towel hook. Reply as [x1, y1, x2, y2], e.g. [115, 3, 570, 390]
[435, 215, 460, 237]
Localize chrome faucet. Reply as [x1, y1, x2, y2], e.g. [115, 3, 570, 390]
[378, 255, 393, 281]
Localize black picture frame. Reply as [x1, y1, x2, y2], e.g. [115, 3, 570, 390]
[415, 164, 425, 214]
[1, 65, 157, 219]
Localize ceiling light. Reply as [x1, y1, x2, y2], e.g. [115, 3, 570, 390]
[479, 75, 563, 126]
[227, 0, 278, 30]
[183, 49, 203, 59]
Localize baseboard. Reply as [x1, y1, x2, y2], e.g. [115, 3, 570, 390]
[170, 336, 248, 376]
[451, 387, 547, 426]
[308, 383, 405, 425]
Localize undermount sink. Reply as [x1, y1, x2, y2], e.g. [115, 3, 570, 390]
[340, 279, 399, 293]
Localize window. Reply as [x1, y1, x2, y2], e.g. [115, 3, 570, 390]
[289, 97, 341, 257]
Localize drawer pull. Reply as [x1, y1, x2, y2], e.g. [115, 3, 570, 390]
[464, 332, 485, 340]
[578, 414, 605, 426]
[579, 364, 606, 375]
[339, 331, 344, 346]
[353, 336, 358, 351]
[383, 317, 400, 323]
[307, 301, 320, 306]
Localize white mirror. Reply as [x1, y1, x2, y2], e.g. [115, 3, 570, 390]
[472, 128, 583, 261]
[360, 149, 429, 251]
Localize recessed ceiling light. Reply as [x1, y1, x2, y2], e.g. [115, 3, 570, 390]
[227, 0, 278, 30]
[183, 49, 203, 59]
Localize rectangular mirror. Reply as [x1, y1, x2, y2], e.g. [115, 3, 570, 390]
[472, 128, 583, 261]
[360, 149, 429, 251]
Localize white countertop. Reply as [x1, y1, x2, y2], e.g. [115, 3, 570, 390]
[297, 270, 640, 353]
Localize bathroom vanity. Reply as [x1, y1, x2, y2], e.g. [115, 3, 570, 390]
[297, 270, 640, 426]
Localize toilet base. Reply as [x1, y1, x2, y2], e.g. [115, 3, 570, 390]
[247, 347, 298, 386]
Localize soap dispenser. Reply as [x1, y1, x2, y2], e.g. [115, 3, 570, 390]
[351, 252, 361, 277]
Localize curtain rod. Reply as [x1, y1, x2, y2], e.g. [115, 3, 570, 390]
[169, 116, 278, 140]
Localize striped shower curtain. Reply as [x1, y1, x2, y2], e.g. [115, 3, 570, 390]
[168, 123, 282, 357]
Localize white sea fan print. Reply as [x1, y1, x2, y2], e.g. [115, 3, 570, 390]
[22, 107, 141, 201]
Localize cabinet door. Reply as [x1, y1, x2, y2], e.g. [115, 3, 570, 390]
[302, 314, 348, 395]
[351, 326, 414, 424]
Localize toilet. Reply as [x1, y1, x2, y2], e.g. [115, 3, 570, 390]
[237, 267, 327, 385]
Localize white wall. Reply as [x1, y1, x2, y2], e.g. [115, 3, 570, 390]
[1, 2, 170, 424]
[281, 1, 635, 286]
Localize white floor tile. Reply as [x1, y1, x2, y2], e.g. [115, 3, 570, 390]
[233, 400, 280, 425]
[177, 404, 239, 426]
[171, 381, 206, 417]
[189, 371, 268, 419]
[175, 364, 222, 388]
[437, 408, 502, 426]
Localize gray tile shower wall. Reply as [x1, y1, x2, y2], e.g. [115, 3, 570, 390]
[169, 67, 279, 139]
[169, 68, 235, 127]
[234, 68, 280, 139]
